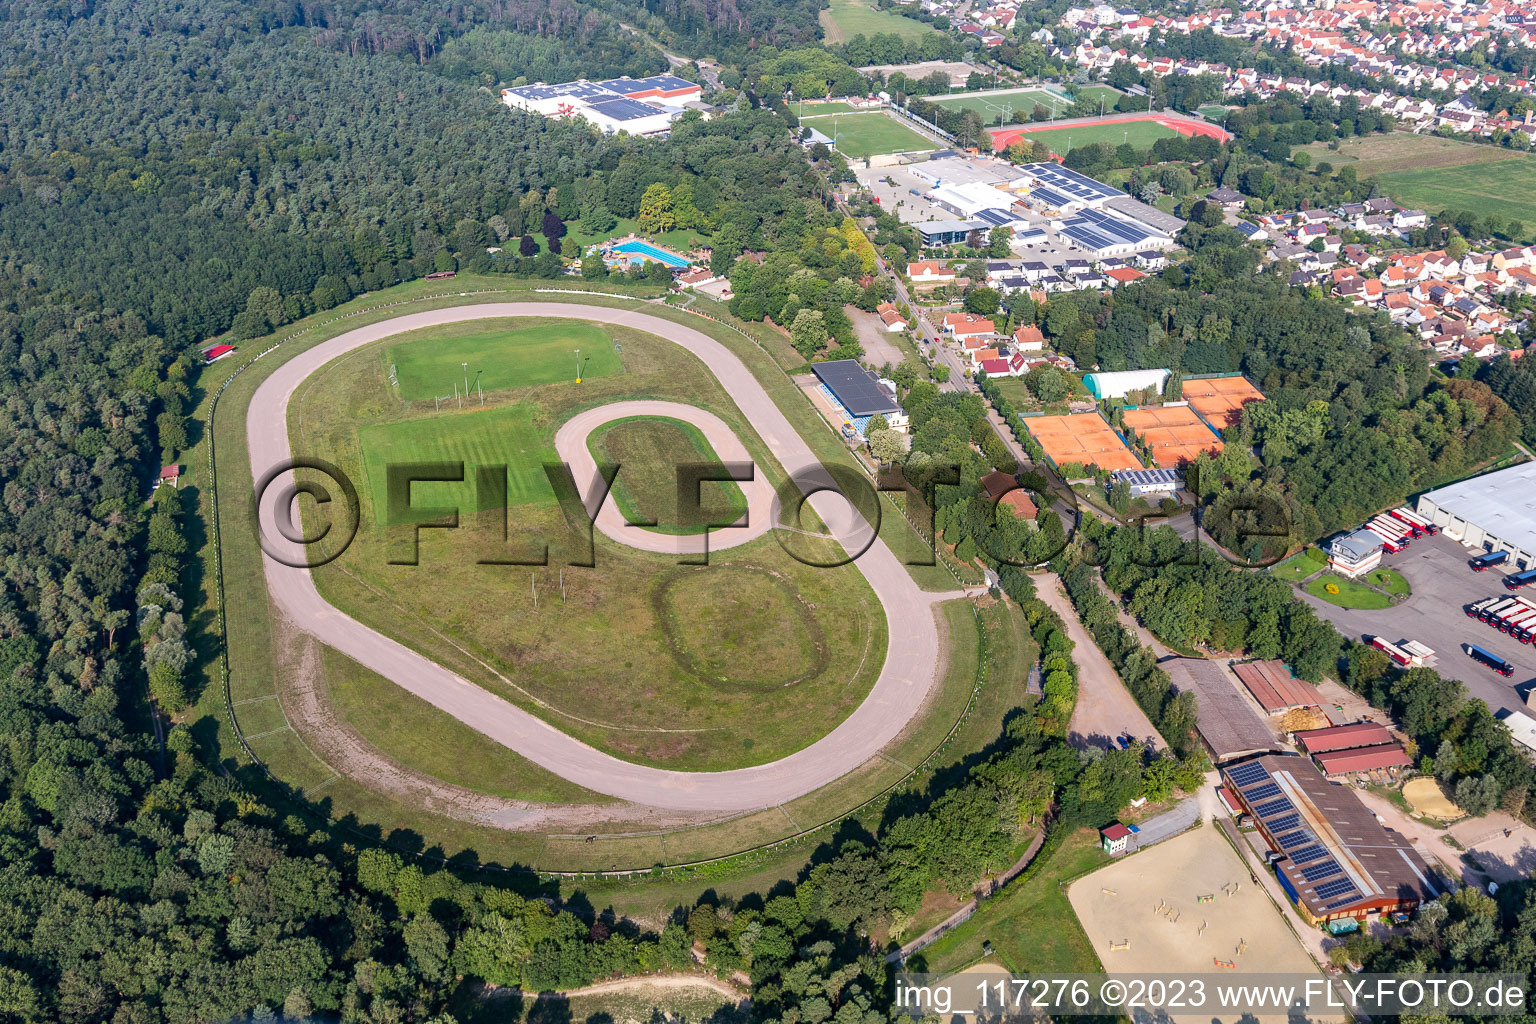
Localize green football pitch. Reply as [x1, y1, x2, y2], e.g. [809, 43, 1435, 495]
[388, 320, 621, 400]
[358, 404, 555, 526]
[800, 112, 934, 159]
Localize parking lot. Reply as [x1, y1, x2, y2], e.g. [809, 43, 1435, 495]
[1295, 532, 1536, 716]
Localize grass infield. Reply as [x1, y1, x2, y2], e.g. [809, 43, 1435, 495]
[587, 415, 748, 535]
[388, 320, 621, 400]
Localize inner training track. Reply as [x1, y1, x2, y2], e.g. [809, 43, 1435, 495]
[247, 302, 964, 812]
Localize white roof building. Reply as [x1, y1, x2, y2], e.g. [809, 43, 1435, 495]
[1083, 368, 1169, 399]
[1417, 462, 1536, 570]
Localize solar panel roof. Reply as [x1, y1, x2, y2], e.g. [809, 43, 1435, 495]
[812, 360, 900, 417]
[1268, 814, 1302, 835]
[1315, 879, 1358, 900]
[1243, 781, 1282, 801]
[1301, 859, 1342, 882]
[974, 208, 1016, 227]
[1290, 843, 1328, 864]
[587, 97, 668, 121]
[598, 74, 696, 94]
[1228, 762, 1269, 786]
[1255, 797, 1293, 817]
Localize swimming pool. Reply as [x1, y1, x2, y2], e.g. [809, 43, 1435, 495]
[610, 239, 691, 269]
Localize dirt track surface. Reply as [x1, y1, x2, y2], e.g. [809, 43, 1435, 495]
[248, 302, 963, 812]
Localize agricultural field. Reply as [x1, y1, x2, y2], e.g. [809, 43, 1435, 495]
[818, 0, 937, 43]
[587, 415, 748, 534]
[388, 320, 621, 400]
[291, 316, 891, 772]
[801, 112, 935, 159]
[1297, 132, 1523, 178]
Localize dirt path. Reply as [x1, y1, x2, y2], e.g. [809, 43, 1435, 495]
[246, 302, 967, 812]
[553, 973, 747, 1002]
[1034, 574, 1165, 752]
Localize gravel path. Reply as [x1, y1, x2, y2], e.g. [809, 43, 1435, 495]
[248, 302, 965, 812]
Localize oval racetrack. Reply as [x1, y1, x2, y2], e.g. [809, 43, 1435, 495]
[247, 302, 962, 812]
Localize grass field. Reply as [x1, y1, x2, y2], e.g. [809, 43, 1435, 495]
[1023, 120, 1179, 155]
[818, 0, 936, 43]
[358, 403, 554, 526]
[1298, 133, 1536, 238]
[917, 828, 1108, 974]
[389, 320, 620, 400]
[1070, 85, 1122, 109]
[1364, 566, 1410, 596]
[563, 215, 713, 254]
[795, 100, 858, 116]
[931, 88, 1066, 124]
[588, 415, 747, 535]
[1305, 573, 1394, 610]
[801, 112, 934, 159]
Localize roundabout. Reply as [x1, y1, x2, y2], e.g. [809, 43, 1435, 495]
[248, 302, 964, 814]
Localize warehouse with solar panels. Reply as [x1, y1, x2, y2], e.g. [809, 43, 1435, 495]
[1221, 754, 1441, 924]
[500, 75, 702, 135]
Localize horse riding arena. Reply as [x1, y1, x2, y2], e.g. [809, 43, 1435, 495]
[1068, 827, 1322, 1010]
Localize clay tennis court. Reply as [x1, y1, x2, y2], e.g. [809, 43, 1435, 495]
[1069, 827, 1335, 1023]
[1024, 413, 1142, 472]
[1182, 376, 1265, 430]
[1121, 406, 1224, 467]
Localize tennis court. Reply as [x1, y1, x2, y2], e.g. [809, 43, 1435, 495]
[1024, 413, 1142, 472]
[1121, 406, 1223, 467]
[1181, 376, 1265, 429]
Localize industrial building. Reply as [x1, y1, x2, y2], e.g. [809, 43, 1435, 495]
[500, 75, 702, 135]
[1222, 754, 1441, 924]
[1163, 657, 1279, 762]
[1417, 462, 1536, 571]
[810, 361, 909, 437]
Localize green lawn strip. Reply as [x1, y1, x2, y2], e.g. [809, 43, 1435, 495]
[1271, 551, 1327, 583]
[1304, 574, 1393, 610]
[588, 415, 748, 535]
[322, 647, 605, 804]
[916, 827, 1109, 974]
[1364, 567, 1410, 596]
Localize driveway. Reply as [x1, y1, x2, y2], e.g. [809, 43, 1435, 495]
[1033, 574, 1165, 752]
[247, 302, 965, 812]
[846, 305, 907, 371]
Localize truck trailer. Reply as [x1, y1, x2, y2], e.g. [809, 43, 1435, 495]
[1504, 568, 1536, 591]
[1466, 643, 1516, 677]
[1387, 509, 1425, 537]
[1394, 507, 1438, 535]
[1370, 516, 1412, 544]
[1471, 550, 1510, 572]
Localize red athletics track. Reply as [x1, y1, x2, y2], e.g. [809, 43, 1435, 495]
[988, 113, 1232, 154]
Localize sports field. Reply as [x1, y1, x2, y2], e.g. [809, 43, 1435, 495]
[931, 88, 1066, 123]
[587, 415, 747, 534]
[1025, 412, 1142, 472]
[1023, 119, 1180, 154]
[358, 403, 554, 526]
[801, 112, 934, 159]
[1120, 405, 1224, 467]
[388, 320, 621, 400]
[818, 0, 936, 43]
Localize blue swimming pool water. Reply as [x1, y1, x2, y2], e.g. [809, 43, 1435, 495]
[612, 240, 690, 268]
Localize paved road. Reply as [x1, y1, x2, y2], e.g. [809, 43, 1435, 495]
[248, 302, 964, 812]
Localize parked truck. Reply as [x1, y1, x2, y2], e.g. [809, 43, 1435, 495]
[1491, 599, 1536, 633]
[1393, 507, 1439, 535]
[1367, 517, 1410, 550]
[1479, 598, 1522, 623]
[1386, 509, 1424, 537]
[1364, 523, 1406, 553]
[1370, 515, 1411, 542]
[1471, 550, 1510, 572]
[1505, 606, 1536, 643]
[1467, 596, 1503, 618]
[1466, 643, 1516, 677]
[1503, 568, 1536, 590]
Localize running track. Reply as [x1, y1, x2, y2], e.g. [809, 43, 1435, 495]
[248, 303, 964, 812]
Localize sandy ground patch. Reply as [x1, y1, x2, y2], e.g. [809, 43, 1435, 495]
[1069, 826, 1337, 1024]
[1402, 777, 1464, 821]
